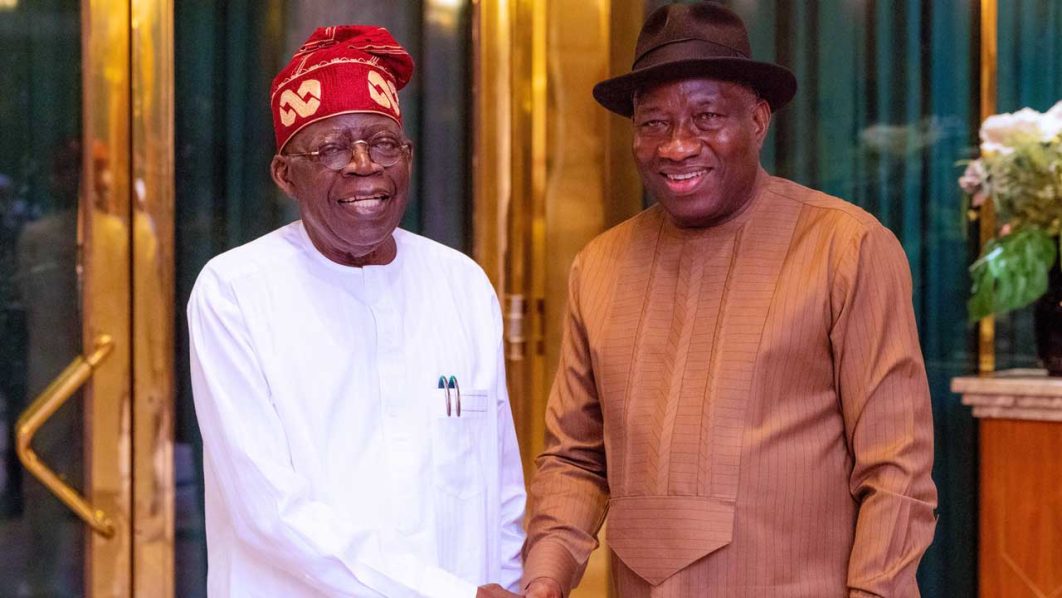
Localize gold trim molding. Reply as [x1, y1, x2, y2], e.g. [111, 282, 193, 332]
[978, 0, 997, 374]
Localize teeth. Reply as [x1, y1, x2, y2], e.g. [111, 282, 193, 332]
[339, 195, 387, 204]
[665, 169, 706, 181]
[342, 198, 386, 214]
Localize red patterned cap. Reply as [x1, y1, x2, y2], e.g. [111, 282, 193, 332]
[270, 25, 414, 151]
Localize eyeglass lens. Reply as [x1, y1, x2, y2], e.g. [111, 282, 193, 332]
[319, 138, 405, 170]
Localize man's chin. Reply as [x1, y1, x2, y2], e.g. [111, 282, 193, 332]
[659, 200, 725, 228]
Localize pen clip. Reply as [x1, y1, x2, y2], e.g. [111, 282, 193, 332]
[438, 376, 451, 417]
[448, 376, 461, 417]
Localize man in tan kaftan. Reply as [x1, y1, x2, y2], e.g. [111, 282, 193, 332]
[521, 3, 937, 597]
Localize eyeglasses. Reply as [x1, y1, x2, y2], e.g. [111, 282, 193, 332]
[284, 134, 411, 170]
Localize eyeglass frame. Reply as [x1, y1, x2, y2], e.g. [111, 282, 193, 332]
[282, 133, 412, 170]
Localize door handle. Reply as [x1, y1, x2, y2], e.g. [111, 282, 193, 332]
[16, 334, 117, 538]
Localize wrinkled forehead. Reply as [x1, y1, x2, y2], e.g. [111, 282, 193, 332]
[287, 112, 405, 146]
[632, 77, 760, 112]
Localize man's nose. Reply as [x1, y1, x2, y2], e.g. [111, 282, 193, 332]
[342, 142, 382, 175]
[657, 123, 702, 161]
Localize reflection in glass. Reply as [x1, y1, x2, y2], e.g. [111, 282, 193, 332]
[0, 1, 85, 594]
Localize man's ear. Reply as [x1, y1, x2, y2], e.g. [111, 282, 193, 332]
[752, 99, 772, 149]
[270, 154, 297, 199]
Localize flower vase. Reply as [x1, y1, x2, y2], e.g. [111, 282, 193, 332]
[1034, 251, 1062, 376]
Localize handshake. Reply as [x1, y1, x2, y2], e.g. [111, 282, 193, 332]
[477, 578, 563, 598]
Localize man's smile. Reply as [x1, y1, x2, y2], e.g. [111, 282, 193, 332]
[660, 167, 711, 194]
[337, 192, 390, 214]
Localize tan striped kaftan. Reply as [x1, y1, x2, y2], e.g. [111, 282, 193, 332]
[522, 172, 937, 597]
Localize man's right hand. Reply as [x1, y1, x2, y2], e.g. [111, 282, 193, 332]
[525, 578, 563, 598]
[476, 583, 520, 598]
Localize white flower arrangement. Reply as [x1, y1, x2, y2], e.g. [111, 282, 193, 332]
[960, 100, 1062, 321]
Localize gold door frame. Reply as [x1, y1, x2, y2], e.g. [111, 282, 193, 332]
[82, 0, 175, 594]
[82, 0, 133, 593]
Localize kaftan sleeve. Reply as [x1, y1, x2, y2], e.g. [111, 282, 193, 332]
[521, 254, 610, 594]
[188, 266, 477, 598]
[829, 224, 938, 598]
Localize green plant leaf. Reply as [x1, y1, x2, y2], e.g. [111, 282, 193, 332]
[967, 228, 1057, 322]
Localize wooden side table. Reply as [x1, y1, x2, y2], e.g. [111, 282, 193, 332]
[951, 369, 1062, 598]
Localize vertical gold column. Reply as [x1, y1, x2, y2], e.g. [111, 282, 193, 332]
[540, 0, 612, 461]
[472, 0, 549, 471]
[978, 0, 997, 374]
[131, 0, 175, 594]
[544, 3, 642, 596]
[541, 0, 644, 446]
[472, 0, 512, 291]
[82, 0, 132, 595]
[518, 0, 549, 468]
[504, 0, 549, 470]
[472, 0, 520, 460]
[473, 0, 644, 474]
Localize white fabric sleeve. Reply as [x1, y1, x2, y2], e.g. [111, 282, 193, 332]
[188, 267, 477, 598]
[490, 293, 528, 591]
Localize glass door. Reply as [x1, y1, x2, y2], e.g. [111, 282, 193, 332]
[0, 0, 144, 595]
[0, 1, 95, 592]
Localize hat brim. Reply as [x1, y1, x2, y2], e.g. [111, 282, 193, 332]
[592, 58, 797, 117]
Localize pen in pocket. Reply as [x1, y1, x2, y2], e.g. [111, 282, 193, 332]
[437, 375, 461, 417]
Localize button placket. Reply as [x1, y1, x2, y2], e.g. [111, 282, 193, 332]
[368, 270, 422, 533]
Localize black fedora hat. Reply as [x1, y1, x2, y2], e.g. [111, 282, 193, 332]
[593, 1, 797, 117]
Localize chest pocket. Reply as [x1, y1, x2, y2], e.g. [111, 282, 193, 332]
[431, 387, 491, 582]
[430, 388, 489, 498]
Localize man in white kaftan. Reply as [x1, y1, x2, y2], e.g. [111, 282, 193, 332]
[188, 25, 525, 598]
